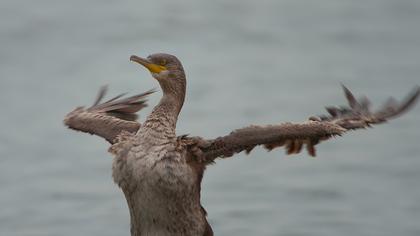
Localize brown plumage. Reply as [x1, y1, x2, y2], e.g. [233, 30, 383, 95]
[64, 85, 155, 143]
[64, 53, 419, 236]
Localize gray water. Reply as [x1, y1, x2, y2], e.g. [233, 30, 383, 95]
[1, 0, 420, 235]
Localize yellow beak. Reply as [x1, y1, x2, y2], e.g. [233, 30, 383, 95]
[130, 55, 167, 73]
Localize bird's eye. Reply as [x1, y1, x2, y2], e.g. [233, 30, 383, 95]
[160, 59, 167, 66]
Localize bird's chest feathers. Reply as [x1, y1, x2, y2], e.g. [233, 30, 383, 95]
[110, 132, 206, 235]
[112, 140, 197, 195]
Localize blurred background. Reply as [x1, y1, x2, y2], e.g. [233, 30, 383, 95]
[1, 0, 419, 235]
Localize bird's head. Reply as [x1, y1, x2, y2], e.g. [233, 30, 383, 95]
[130, 53, 186, 97]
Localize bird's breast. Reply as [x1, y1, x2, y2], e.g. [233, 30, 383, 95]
[113, 141, 196, 192]
[111, 141, 206, 235]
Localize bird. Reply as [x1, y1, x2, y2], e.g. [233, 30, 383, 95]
[64, 53, 419, 236]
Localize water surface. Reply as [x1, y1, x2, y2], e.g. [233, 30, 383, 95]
[1, 0, 420, 235]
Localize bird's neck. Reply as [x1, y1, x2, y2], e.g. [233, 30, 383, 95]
[142, 92, 185, 139]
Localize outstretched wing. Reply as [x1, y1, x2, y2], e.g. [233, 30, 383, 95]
[64, 86, 155, 144]
[186, 86, 419, 163]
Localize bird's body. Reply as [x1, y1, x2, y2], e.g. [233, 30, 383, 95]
[111, 104, 209, 236]
[112, 137, 207, 236]
[108, 56, 213, 235]
[64, 53, 419, 236]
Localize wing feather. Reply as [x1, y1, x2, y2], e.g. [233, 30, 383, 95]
[185, 86, 419, 163]
[64, 86, 154, 143]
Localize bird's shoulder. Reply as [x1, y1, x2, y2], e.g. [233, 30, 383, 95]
[108, 130, 137, 156]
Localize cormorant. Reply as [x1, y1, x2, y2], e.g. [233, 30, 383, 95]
[64, 53, 419, 236]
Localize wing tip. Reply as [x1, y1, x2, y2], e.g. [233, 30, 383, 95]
[340, 84, 360, 109]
